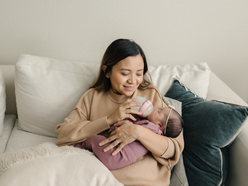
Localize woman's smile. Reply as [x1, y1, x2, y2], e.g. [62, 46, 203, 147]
[124, 85, 135, 91]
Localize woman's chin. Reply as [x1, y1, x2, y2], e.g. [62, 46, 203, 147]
[123, 87, 136, 96]
[123, 91, 135, 97]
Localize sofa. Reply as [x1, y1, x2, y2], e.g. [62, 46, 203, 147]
[0, 54, 247, 186]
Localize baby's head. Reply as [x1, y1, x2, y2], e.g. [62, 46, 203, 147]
[146, 106, 184, 138]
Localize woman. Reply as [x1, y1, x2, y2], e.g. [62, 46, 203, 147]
[56, 39, 184, 186]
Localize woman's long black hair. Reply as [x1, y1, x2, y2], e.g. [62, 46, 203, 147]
[90, 39, 152, 91]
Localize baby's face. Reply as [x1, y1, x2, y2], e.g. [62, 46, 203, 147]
[146, 106, 171, 126]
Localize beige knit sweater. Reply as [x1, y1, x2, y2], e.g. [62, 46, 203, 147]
[56, 87, 184, 186]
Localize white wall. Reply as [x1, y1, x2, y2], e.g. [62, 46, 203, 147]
[1, 0, 248, 103]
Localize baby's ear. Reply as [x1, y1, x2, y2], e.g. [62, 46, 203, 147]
[158, 121, 164, 129]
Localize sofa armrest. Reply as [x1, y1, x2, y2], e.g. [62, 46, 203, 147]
[0, 114, 16, 154]
[207, 72, 247, 106]
[226, 119, 248, 186]
[207, 72, 248, 186]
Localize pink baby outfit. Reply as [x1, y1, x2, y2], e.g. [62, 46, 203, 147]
[75, 118, 163, 170]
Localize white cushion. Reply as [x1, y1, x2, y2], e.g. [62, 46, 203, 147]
[149, 62, 210, 98]
[15, 55, 99, 137]
[0, 142, 123, 186]
[0, 70, 6, 136]
[15, 55, 210, 138]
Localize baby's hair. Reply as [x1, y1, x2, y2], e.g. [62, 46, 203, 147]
[163, 109, 184, 138]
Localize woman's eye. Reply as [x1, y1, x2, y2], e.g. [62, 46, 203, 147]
[136, 73, 142, 76]
[121, 73, 129, 76]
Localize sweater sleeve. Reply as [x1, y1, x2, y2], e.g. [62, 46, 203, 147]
[153, 132, 184, 167]
[55, 89, 110, 146]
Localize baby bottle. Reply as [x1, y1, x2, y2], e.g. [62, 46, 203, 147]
[131, 96, 154, 117]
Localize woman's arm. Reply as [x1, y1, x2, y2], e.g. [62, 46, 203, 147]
[136, 125, 175, 158]
[56, 89, 143, 146]
[100, 120, 175, 158]
[56, 107, 110, 146]
[56, 89, 111, 146]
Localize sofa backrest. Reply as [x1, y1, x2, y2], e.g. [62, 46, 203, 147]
[12, 55, 210, 137]
[1, 59, 247, 118]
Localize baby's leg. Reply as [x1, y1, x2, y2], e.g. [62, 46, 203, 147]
[101, 140, 148, 170]
[76, 135, 147, 170]
[74, 135, 106, 150]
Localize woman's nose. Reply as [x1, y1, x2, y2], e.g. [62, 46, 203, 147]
[127, 75, 135, 83]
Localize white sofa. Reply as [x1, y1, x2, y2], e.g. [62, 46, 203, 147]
[0, 55, 248, 186]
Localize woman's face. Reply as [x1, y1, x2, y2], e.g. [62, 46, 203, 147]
[107, 55, 144, 97]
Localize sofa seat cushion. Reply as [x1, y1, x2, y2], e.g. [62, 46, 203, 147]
[5, 120, 57, 152]
[0, 115, 16, 153]
[165, 80, 248, 186]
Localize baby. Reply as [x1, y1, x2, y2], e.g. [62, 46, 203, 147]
[75, 105, 184, 170]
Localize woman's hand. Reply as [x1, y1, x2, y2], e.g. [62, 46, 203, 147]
[106, 98, 142, 125]
[99, 120, 141, 155]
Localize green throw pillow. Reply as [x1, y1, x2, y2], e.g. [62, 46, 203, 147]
[165, 80, 248, 186]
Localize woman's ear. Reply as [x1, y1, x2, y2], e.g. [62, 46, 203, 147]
[102, 65, 109, 78]
[102, 65, 107, 73]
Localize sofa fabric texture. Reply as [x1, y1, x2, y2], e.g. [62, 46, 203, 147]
[0, 142, 123, 186]
[0, 70, 6, 136]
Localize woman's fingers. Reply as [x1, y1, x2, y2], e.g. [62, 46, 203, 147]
[124, 98, 142, 110]
[99, 136, 121, 153]
[123, 107, 141, 121]
[125, 108, 141, 117]
[101, 136, 126, 155]
[113, 120, 126, 128]
[99, 135, 116, 147]
[104, 139, 120, 153]
[112, 143, 125, 155]
[99, 121, 139, 155]
[109, 129, 116, 137]
[99, 121, 126, 151]
[126, 113, 137, 121]
[107, 98, 142, 125]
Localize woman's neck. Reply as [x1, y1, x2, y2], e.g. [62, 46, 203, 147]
[107, 88, 135, 104]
